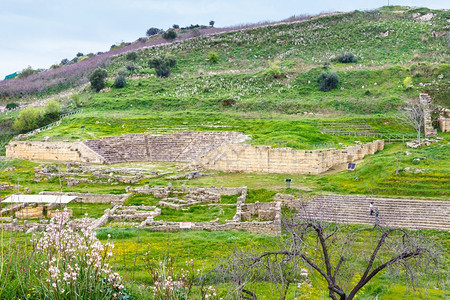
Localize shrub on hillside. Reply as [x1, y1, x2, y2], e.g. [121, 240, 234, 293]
[125, 51, 138, 61]
[114, 75, 126, 88]
[44, 100, 61, 116]
[192, 28, 201, 37]
[403, 76, 413, 91]
[6, 103, 19, 110]
[162, 29, 177, 41]
[336, 52, 357, 63]
[263, 61, 284, 79]
[146, 27, 163, 37]
[12, 106, 42, 132]
[89, 68, 108, 92]
[149, 55, 177, 78]
[317, 71, 339, 91]
[18, 66, 38, 79]
[126, 64, 136, 72]
[208, 51, 219, 64]
[118, 68, 129, 77]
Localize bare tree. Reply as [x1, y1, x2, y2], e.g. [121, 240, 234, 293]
[217, 210, 441, 300]
[398, 100, 425, 144]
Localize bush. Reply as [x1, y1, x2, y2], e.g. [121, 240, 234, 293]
[13, 107, 42, 132]
[125, 51, 138, 61]
[114, 75, 126, 88]
[44, 100, 61, 115]
[192, 28, 201, 37]
[6, 103, 19, 110]
[126, 64, 136, 71]
[336, 52, 357, 63]
[18, 65, 38, 79]
[146, 27, 162, 37]
[89, 68, 108, 92]
[317, 72, 339, 91]
[162, 29, 177, 41]
[149, 55, 177, 78]
[118, 68, 129, 77]
[263, 61, 284, 79]
[208, 51, 219, 63]
[403, 76, 413, 90]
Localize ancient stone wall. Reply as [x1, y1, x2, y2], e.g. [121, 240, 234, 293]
[193, 140, 384, 175]
[6, 141, 104, 164]
[438, 109, 450, 132]
[420, 93, 438, 137]
[140, 219, 281, 235]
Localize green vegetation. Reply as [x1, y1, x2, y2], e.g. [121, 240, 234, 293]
[114, 75, 126, 88]
[148, 55, 177, 78]
[162, 29, 177, 41]
[12, 107, 41, 132]
[317, 71, 339, 91]
[89, 68, 108, 92]
[0, 7, 449, 298]
[154, 205, 236, 223]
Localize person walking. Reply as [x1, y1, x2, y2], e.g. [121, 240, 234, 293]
[369, 202, 374, 216]
[375, 208, 380, 226]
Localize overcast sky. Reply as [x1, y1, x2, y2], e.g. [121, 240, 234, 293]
[0, 0, 448, 79]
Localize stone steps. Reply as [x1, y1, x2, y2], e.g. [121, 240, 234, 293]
[295, 195, 450, 231]
[83, 132, 249, 164]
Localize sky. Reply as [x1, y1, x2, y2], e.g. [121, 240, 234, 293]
[0, 0, 448, 80]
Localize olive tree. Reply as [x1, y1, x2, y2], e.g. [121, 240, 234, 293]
[214, 208, 441, 300]
[148, 55, 177, 78]
[89, 68, 108, 92]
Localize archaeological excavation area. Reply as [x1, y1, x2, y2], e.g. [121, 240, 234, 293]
[6, 131, 384, 174]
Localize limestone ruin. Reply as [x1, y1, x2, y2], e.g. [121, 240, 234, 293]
[6, 130, 384, 175]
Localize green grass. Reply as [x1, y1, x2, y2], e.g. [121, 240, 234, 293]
[124, 194, 160, 206]
[220, 194, 238, 204]
[93, 226, 449, 299]
[66, 202, 111, 218]
[154, 205, 236, 223]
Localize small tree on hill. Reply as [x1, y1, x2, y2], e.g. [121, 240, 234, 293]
[398, 100, 425, 144]
[173, 24, 180, 29]
[18, 66, 38, 79]
[146, 27, 162, 37]
[148, 55, 177, 78]
[336, 52, 357, 63]
[44, 100, 61, 116]
[89, 68, 108, 92]
[162, 29, 177, 41]
[125, 51, 138, 61]
[317, 71, 339, 91]
[209, 20, 215, 27]
[13, 107, 42, 133]
[114, 75, 126, 88]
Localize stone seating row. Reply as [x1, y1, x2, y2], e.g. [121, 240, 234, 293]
[295, 195, 449, 231]
[83, 132, 248, 163]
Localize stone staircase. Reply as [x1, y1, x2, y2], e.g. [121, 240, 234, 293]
[296, 195, 449, 231]
[83, 131, 249, 164]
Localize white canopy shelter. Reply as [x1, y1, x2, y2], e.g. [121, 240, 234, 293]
[2, 195, 78, 204]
